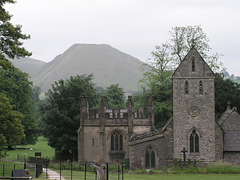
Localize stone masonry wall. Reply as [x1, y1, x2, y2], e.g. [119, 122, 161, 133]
[172, 48, 216, 163]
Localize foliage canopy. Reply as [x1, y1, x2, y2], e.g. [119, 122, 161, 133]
[138, 25, 226, 128]
[40, 74, 98, 160]
[0, 93, 25, 157]
[104, 84, 125, 109]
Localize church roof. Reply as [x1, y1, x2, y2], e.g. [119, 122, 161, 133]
[224, 130, 240, 151]
[172, 46, 214, 78]
[219, 106, 240, 152]
[129, 129, 163, 145]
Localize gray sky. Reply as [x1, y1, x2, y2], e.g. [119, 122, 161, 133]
[5, 0, 240, 75]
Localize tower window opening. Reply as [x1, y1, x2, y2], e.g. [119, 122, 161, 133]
[199, 81, 203, 95]
[192, 57, 195, 72]
[185, 81, 189, 95]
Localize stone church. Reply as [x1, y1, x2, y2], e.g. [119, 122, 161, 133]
[78, 47, 240, 169]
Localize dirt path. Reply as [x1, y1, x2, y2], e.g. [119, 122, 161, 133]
[43, 168, 66, 180]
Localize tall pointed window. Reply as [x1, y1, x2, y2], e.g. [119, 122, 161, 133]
[199, 81, 203, 95]
[111, 131, 123, 151]
[192, 57, 195, 72]
[145, 146, 155, 168]
[185, 81, 189, 95]
[190, 130, 199, 153]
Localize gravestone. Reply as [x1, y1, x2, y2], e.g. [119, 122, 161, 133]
[12, 169, 29, 180]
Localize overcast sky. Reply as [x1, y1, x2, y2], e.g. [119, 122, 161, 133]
[5, 0, 240, 75]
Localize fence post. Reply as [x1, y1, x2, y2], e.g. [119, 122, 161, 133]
[46, 163, 48, 179]
[60, 163, 62, 180]
[14, 164, 16, 170]
[24, 163, 26, 169]
[3, 164, 4, 177]
[95, 170, 97, 180]
[122, 164, 124, 180]
[84, 163, 86, 180]
[118, 164, 120, 180]
[106, 163, 108, 180]
[71, 162, 72, 180]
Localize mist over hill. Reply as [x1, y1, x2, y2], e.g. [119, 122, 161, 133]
[12, 44, 145, 92]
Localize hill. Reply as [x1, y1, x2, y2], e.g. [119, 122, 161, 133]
[13, 44, 145, 92]
[11, 57, 46, 78]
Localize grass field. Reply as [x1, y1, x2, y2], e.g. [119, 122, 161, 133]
[2, 137, 240, 179]
[1, 136, 55, 161]
[124, 174, 240, 180]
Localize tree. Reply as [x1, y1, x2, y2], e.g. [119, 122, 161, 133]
[39, 74, 98, 160]
[104, 84, 125, 109]
[169, 26, 222, 72]
[0, 0, 31, 69]
[215, 73, 240, 119]
[0, 65, 38, 144]
[139, 25, 223, 128]
[0, 93, 25, 156]
[0, 1, 35, 145]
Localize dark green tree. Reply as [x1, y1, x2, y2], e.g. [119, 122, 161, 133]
[215, 73, 240, 119]
[104, 84, 125, 109]
[39, 74, 98, 160]
[0, 0, 34, 145]
[0, 93, 25, 156]
[0, 65, 37, 144]
[0, 0, 31, 69]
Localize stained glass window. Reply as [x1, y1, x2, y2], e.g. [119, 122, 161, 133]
[190, 130, 199, 153]
[111, 131, 123, 151]
[145, 146, 155, 168]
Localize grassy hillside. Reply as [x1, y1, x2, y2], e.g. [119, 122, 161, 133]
[11, 57, 46, 78]
[31, 44, 145, 92]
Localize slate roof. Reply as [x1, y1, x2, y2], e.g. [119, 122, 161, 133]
[224, 130, 240, 151]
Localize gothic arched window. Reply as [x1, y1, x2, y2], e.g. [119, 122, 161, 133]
[145, 146, 155, 168]
[199, 81, 203, 95]
[190, 130, 199, 153]
[111, 131, 123, 151]
[185, 81, 189, 95]
[191, 57, 196, 72]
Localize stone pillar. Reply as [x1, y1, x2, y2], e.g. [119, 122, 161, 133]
[99, 97, 109, 162]
[127, 96, 134, 136]
[147, 96, 155, 131]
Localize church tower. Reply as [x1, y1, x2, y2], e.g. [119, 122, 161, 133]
[172, 46, 215, 163]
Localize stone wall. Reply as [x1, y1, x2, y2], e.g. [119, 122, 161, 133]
[224, 152, 240, 165]
[172, 47, 216, 163]
[215, 122, 223, 161]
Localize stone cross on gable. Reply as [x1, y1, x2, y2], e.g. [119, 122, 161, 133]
[181, 147, 188, 162]
[227, 101, 231, 110]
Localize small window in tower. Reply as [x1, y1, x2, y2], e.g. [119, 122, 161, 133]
[185, 81, 189, 95]
[192, 57, 195, 72]
[199, 81, 203, 95]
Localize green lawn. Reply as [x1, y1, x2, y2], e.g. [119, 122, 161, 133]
[1, 136, 55, 161]
[52, 169, 240, 180]
[0, 136, 54, 177]
[124, 174, 240, 180]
